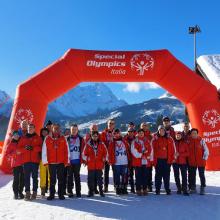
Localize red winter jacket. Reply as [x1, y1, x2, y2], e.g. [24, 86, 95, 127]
[18, 133, 42, 164]
[151, 135, 175, 166]
[131, 137, 152, 167]
[5, 140, 23, 168]
[108, 138, 130, 165]
[174, 140, 189, 165]
[188, 137, 209, 167]
[42, 135, 70, 166]
[82, 140, 108, 170]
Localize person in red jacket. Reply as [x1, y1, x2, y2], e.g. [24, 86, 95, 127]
[84, 123, 100, 194]
[131, 129, 152, 196]
[18, 124, 42, 201]
[42, 123, 70, 200]
[188, 128, 209, 195]
[140, 122, 153, 192]
[181, 122, 191, 189]
[123, 127, 136, 193]
[100, 119, 115, 192]
[5, 131, 24, 199]
[173, 131, 189, 196]
[109, 129, 130, 195]
[152, 125, 176, 195]
[82, 131, 108, 197]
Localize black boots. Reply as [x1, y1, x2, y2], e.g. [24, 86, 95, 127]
[59, 195, 65, 200]
[87, 190, 94, 197]
[24, 191, 31, 201]
[47, 195, 55, 200]
[19, 192, 24, 199]
[200, 186, 205, 195]
[68, 190, 74, 198]
[99, 187, 105, 197]
[13, 193, 18, 200]
[166, 189, 171, 195]
[88, 187, 105, 197]
[116, 187, 121, 195]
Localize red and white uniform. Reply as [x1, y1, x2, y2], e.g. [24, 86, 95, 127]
[82, 140, 108, 170]
[109, 138, 130, 165]
[131, 137, 152, 167]
[188, 137, 209, 167]
[42, 135, 70, 166]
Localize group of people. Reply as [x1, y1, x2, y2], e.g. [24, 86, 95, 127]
[5, 116, 209, 201]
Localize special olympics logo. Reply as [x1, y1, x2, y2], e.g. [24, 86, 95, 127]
[130, 53, 154, 76]
[14, 108, 34, 125]
[202, 109, 220, 128]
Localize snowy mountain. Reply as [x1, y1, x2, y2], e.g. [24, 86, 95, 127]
[0, 88, 186, 138]
[48, 83, 127, 118]
[0, 91, 13, 140]
[74, 92, 186, 132]
[0, 90, 13, 117]
[159, 92, 177, 99]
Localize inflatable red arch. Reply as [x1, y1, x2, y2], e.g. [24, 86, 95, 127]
[1, 49, 220, 173]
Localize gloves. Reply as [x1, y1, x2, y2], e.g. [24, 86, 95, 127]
[25, 145, 33, 151]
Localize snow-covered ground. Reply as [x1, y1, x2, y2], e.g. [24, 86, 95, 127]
[0, 166, 220, 220]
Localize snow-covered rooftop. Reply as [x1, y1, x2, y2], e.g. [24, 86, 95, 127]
[197, 55, 220, 90]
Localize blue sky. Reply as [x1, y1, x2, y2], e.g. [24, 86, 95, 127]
[0, 0, 220, 104]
